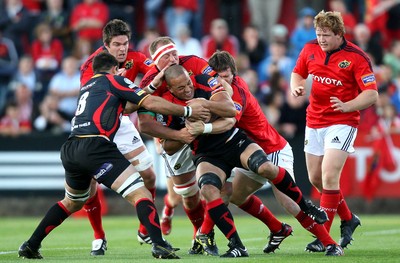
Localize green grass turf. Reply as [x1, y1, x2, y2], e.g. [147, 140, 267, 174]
[1, 214, 399, 262]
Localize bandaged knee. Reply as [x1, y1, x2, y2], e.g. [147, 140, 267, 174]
[116, 172, 145, 198]
[173, 176, 199, 198]
[198, 172, 222, 190]
[129, 150, 153, 172]
[65, 188, 91, 202]
[247, 149, 269, 174]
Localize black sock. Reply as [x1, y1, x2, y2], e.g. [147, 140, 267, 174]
[207, 198, 242, 247]
[28, 202, 70, 250]
[135, 199, 164, 245]
[272, 168, 308, 210]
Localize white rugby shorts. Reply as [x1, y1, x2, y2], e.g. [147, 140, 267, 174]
[113, 115, 145, 155]
[231, 142, 294, 185]
[304, 124, 357, 156]
[162, 144, 195, 177]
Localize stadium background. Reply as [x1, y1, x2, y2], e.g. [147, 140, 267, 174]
[0, 0, 399, 216]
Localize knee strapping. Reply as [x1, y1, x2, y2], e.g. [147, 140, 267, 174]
[173, 176, 199, 197]
[247, 149, 269, 174]
[198, 172, 222, 190]
[65, 188, 91, 202]
[116, 172, 145, 198]
[128, 151, 153, 172]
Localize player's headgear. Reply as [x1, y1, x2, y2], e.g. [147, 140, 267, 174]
[151, 43, 177, 64]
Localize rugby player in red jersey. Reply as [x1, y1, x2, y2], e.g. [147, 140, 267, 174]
[208, 51, 343, 256]
[291, 10, 378, 253]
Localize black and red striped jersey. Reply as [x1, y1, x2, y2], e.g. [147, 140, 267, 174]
[71, 73, 149, 140]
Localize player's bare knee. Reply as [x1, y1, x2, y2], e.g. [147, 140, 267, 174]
[140, 169, 156, 188]
[182, 194, 199, 210]
[258, 161, 279, 179]
[229, 192, 246, 206]
[309, 176, 323, 190]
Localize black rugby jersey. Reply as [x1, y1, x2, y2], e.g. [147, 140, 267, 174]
[70, 73, 149, 140]
[158, 74, 236, 154]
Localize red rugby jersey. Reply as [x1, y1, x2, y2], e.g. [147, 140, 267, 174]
[80, 46, 153, 85]
[293, 39, 378, 128]
[231, 76, 287, 154]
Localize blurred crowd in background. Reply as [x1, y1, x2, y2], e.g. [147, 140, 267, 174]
[0, 0, 399, 141]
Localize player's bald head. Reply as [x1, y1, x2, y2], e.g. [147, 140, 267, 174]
[164, 64, 188, 85]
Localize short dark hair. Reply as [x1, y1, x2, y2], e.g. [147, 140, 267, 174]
[208, 51, 237, 75]
[93, 52, 118, 73]
[102, 19, 131, 45]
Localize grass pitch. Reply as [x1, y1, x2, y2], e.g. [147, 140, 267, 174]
[1, 214, 399, 262]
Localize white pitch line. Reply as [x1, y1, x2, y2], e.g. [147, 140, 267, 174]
[0, 247, 87, 256]
[0, 251, 16, 255]
[362, 229, 400, 236]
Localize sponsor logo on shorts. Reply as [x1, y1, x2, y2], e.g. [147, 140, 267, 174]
[132, 136, 140, 144]
[331, 136, 341, 144]
[94, 163, 113, 180]
[304, 139, 308, 145]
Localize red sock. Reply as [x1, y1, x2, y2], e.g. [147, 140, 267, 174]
[200, 200, 216, 234]
[296, 211, 337, 246]
[271, 166, 286, 184]
[84, 191, 105, 240]
[239, 195, 282, 233]
[337, 191, 352, 221]
[320, 189, 340, 232]
[163, 194, 174, 217]
[184, 200, 205, 237]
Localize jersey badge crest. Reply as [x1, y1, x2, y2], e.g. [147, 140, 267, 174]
[174, 163, 182, 170]
[338, 60, 351, 69]
[125, 59, 134, 69]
